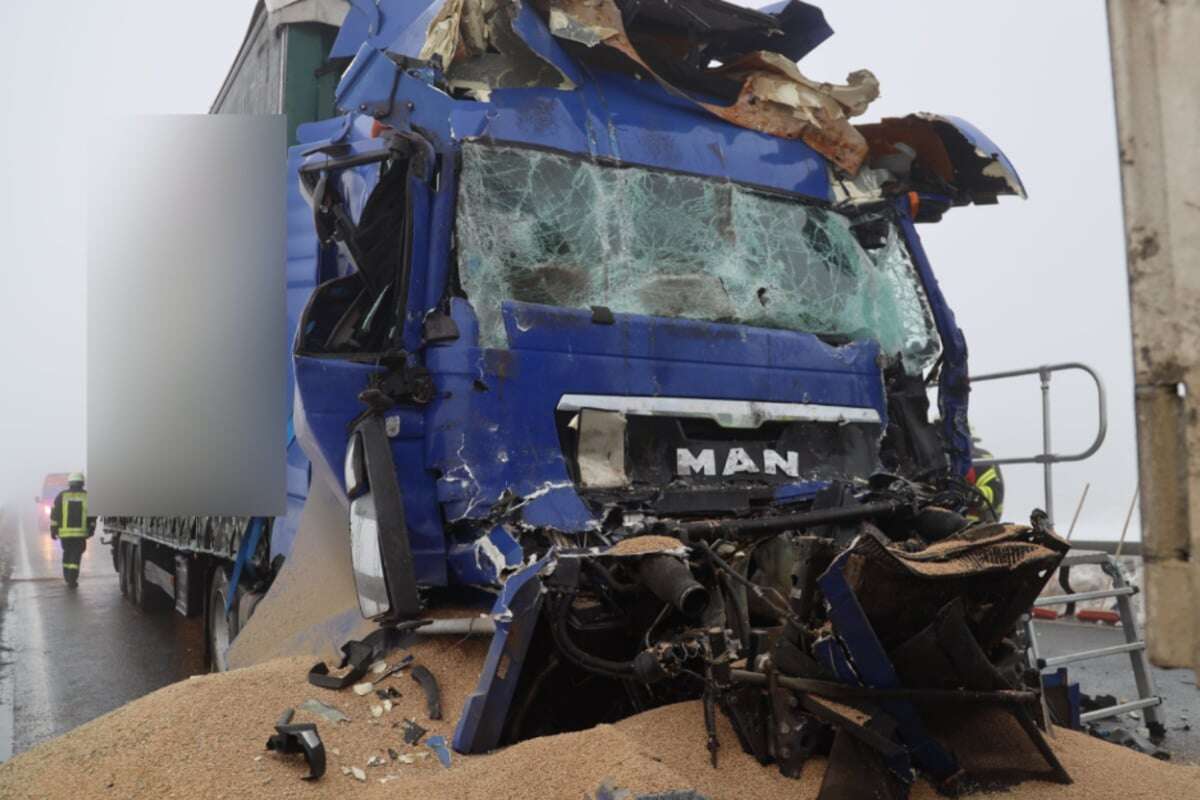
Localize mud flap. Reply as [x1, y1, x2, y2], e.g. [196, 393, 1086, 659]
[227, 478, 377, 668]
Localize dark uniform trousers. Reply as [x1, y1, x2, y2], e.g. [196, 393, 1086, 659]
[61, 538, 87, 580]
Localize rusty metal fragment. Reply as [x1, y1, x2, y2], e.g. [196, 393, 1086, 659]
[544, 0, 878, 172]
[853, 113, 1028, 206]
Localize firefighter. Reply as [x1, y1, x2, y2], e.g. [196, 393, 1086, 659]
[50, 472, 95, 587]
[965, 442, 1005, 522]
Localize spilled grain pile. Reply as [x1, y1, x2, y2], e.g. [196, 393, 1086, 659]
[1, 635, 1197, 800]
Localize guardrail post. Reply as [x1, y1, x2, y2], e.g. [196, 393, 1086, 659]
[1039, 366, 1055, 524]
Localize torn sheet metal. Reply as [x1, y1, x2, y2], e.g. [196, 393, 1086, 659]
[831, 522, 1069, 651]
[542, 0, 878, 172]
[384, 0, 874, 171]
[418, 0, 575, 100]
[854, 113, 1027, 207]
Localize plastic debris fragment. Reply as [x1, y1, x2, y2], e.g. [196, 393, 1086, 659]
[299, 698, 349, 724]
[426, 735, 452, 768]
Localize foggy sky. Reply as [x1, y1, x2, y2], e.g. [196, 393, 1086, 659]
[0, 1, 1139, 539]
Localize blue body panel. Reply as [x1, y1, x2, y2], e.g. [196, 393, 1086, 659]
[425, 302, 885, 530]
[283, 0, 1001, 578]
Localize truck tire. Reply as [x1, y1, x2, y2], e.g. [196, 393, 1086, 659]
[207, 567, 239, 672]
[131, 542, 145, 606]
[132, 543, 168, 612]
[118, 541, 130, 598]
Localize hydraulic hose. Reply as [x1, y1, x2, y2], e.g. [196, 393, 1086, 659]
[547, 593, 638, 680]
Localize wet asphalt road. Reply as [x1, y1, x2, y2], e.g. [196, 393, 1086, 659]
[0, 508, 205, 761]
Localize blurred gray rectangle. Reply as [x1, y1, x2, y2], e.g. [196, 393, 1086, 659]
[87, 115, 286, 516]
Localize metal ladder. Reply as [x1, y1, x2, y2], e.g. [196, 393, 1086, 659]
[970, 363, 1162, 730]
[1024, 551, 1163, 729]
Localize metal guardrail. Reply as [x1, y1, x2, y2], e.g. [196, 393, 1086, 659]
[970, 365, 1162, 730]
[1025, 553, 1163, 729]
[970, 363, 1108, 524]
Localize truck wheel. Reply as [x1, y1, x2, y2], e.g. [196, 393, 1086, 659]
[132, 544, 168, 612]
[131, 543, 146, 607]
[207, 567, 239, 672]
[118, 542, 130, 598]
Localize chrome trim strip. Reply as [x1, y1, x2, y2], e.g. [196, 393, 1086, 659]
[556, 394, 880, 429]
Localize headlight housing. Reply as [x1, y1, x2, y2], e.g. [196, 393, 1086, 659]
[344, 418, 420, 621]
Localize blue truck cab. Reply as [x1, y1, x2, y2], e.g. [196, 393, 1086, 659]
[281, 0, 1027, 755]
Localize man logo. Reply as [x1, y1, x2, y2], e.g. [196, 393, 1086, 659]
[676, 447, 800, 478]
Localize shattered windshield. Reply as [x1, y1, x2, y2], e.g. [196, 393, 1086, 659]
[455, 143, 942, 374]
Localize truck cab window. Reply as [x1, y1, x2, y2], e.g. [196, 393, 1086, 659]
[455, 143, 942, 376]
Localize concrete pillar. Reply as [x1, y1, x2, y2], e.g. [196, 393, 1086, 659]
[1107, 0, 1200, 675]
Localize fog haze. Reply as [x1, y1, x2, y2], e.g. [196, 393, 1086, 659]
[0, 2, 1138, 538]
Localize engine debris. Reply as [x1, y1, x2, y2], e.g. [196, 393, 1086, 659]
[448, 474, 1074, 798]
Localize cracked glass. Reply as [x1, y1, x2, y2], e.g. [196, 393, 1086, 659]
[456, 143, 942, 374]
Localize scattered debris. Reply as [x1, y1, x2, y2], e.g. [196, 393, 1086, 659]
[387, 747, 399, 761]
[401, 718, 427, 746]
[350, 766, 366, 782]
[411, 665, 443, 720]
[425, 735, 452, 768]
[353, 682, 375, 696]
[370, 704, 383, 718]
[370, 660, 388, 675]
[382, 699, 394, 713]
[374, 655, 415, 684]
[308, 639, 375, 691]
[375, 685, 402, 701]
[264, 708, 325, 781]
[366, 754, 386, 768]
[298, 698, 349, 724]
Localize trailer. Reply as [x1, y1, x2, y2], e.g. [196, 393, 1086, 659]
[102, 0, 350, 668]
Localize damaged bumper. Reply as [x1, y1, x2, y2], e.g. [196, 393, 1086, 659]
[449, 480, 1072, 797]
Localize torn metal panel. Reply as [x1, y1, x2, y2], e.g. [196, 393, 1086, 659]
[543, 0, 878, 172]
[855, 113, 1028, 206]
[830, 522, 1069, 651]
[448, 525, 524, 585]
[418, 0, 575, 100]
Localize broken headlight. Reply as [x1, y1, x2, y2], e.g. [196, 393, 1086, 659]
[346, 429, 391, 618]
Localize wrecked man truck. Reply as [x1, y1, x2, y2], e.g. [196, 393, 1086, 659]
[104, 1, 1087, 795]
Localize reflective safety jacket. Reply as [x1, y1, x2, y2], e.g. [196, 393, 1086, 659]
[51, 490, 93, 538]
[966, 447, 1005, 522]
